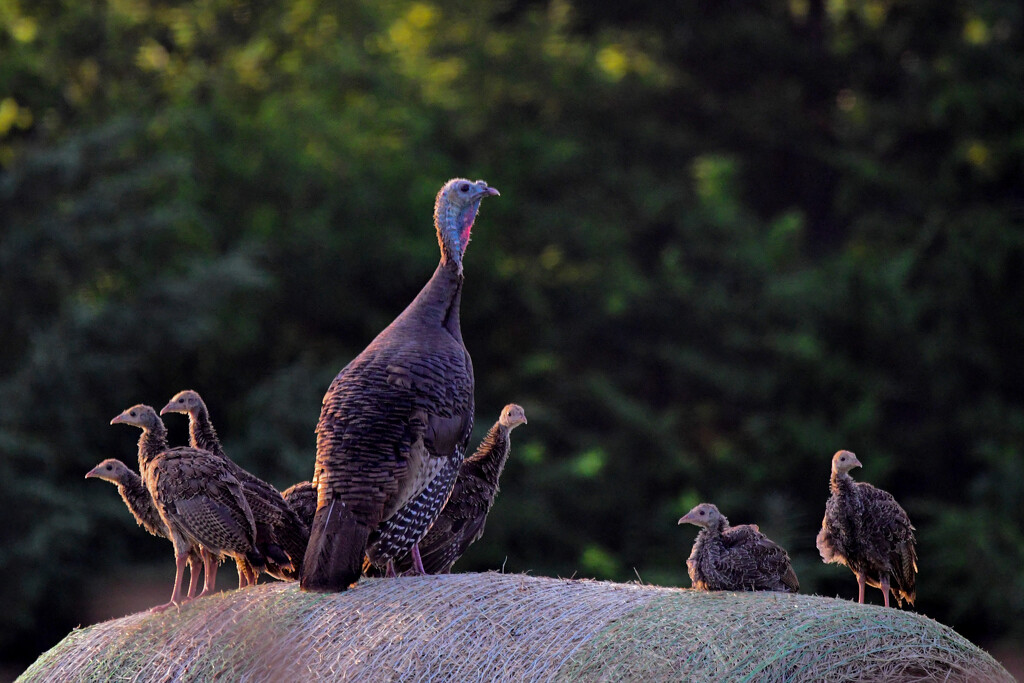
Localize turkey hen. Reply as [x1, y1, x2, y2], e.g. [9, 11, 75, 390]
[301, 178, 499, 591]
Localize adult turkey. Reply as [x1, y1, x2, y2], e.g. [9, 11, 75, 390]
[160, 389, 307, 580]
[86, 458, 204, 599]
[816, 450, 917, 608]
[678, 503, 799, 593]
[282, 481, 317, 530]
[301, 178, 499, 592]
[392, 404, 526, 575]
[111, 404, 263, 611]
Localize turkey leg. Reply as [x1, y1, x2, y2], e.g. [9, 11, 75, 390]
[151, 552, 189, 612]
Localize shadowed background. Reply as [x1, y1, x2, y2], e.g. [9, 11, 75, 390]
[1, 0, 1022, 678]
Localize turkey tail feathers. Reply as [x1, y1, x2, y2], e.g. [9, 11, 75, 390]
[300, 500, 367, 592]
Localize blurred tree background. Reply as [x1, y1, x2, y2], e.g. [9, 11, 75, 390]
[1, 0, 1022, 676]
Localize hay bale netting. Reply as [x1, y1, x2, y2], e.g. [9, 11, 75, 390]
[20, 573, 1013, 682]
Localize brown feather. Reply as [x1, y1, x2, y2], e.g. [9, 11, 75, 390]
[680, 503, 799, 593]
[818, 451, 917, 607]
[86, 458, 203, 568]
[282, 481, 317, 529]
[302, 179, 497, 591]
[390, 405, 525, 575]
[163, 390, 309, 579]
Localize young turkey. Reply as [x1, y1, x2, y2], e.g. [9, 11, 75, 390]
[817, 450, 917, 608]
[161, 389, 307, 580]
[86, 458, 204, 599]
[301, 178, 499, 591]
[282, 481, 317, 530]
[678, 503, 799, 593]
[111, 404, 263, 611]
[392, 404, 527, 575]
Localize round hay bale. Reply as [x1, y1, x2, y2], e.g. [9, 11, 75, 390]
[20, 573, 1012, 682]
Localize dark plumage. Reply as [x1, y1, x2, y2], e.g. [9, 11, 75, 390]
[111, 404, 263, 611]
[282, 481, 317, 530]
[393, 404, 526, 575]
[161, 389, 309, 581]
[678, 503, 799, 593]
[817, 450, 918, 608]
[301, 178, 499, 592]
[86, 458, 204, 599]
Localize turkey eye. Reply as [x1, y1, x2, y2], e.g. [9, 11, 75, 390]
[106, 465, 112, 470]
[130, 411, 136, 417]
[459, 183, 470, 192]
[178, 398, 184, 403]
[699, 511, 705, 516]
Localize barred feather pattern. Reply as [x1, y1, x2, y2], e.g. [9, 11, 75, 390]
[118, 408, 206, 566]
[180, 397, 309, 577]
[366, 445, 464, 567]
[301, 179, 495, 592]
[393, 418, 514, 575]
[143, 446, 261, 568]
[817, 469, 918, 606]
[301, 266, 474, 589]
[686, 510, 799, 593]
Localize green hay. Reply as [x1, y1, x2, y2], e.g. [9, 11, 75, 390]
[19, 573, 1014, 682]
[559, 590, 1012, 682]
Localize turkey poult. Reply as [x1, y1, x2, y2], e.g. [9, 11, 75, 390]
[160, 389, 307, 581]
[302, 178, 499, 592]
[107, 405, 205, 601]
[678, 503, 799, 593]
[393, 404, 527, 575]
[111, 405, 263, 611]
[817, 450, 918, 608]
[282, 481, 317, 530]
[85, 458, 204, 599]
[158, 390, 276, 586]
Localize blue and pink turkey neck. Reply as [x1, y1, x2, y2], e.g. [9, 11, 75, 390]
[434, 178, 499, 267]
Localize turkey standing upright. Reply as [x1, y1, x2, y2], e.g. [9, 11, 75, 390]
[86, 458, 205, 598]
[816, 450, 918, 608]
[301, 178, 499, 592]
[111, 404, 263, 611]
[161, 389, 308, 581]
[393, 403, 526, 575]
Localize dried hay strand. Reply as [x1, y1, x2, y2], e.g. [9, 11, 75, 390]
[19, 573, 1013, 682]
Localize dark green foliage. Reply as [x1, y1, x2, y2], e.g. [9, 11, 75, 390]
[1, 0, 1021, 670]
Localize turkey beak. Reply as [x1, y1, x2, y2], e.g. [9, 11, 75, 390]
[110, 413, 126, 425]
[158, 402, 174, 416]
[850, 455, 863, 469]
[678, 513, 694, 526]
[481, 186, 500, 197]
[85, 466, 101, 479]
